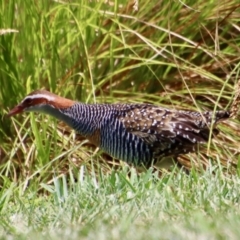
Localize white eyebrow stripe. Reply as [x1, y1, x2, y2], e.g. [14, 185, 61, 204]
[24, 94, 55, 102]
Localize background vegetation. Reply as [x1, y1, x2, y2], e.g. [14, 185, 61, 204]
[0, 0, 240, 239]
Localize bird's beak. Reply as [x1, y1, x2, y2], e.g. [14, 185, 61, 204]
[7, 104, 24, 117]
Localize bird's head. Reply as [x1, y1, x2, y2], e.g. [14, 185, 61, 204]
[7, 90, 75, 117]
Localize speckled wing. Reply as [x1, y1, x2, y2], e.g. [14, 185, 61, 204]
[117, 104, 229, 158]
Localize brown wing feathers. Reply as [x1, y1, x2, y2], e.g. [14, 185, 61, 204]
[119, 105, 221, 143]
[118, 104, 230, 159]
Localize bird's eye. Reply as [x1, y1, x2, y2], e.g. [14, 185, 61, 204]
[23, 98, 33, 106]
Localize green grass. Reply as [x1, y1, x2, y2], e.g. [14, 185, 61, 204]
[1, 0, 240, 238]
[1, 167, 240, 239]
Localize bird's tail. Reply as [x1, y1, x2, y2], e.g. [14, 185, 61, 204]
[230, 79, 240, 119]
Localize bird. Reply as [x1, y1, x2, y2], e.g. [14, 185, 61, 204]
[7, 89, 238, 169]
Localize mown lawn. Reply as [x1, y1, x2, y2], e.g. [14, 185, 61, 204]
[1, 167, 240, 239]
[1, 0, 240, 239]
